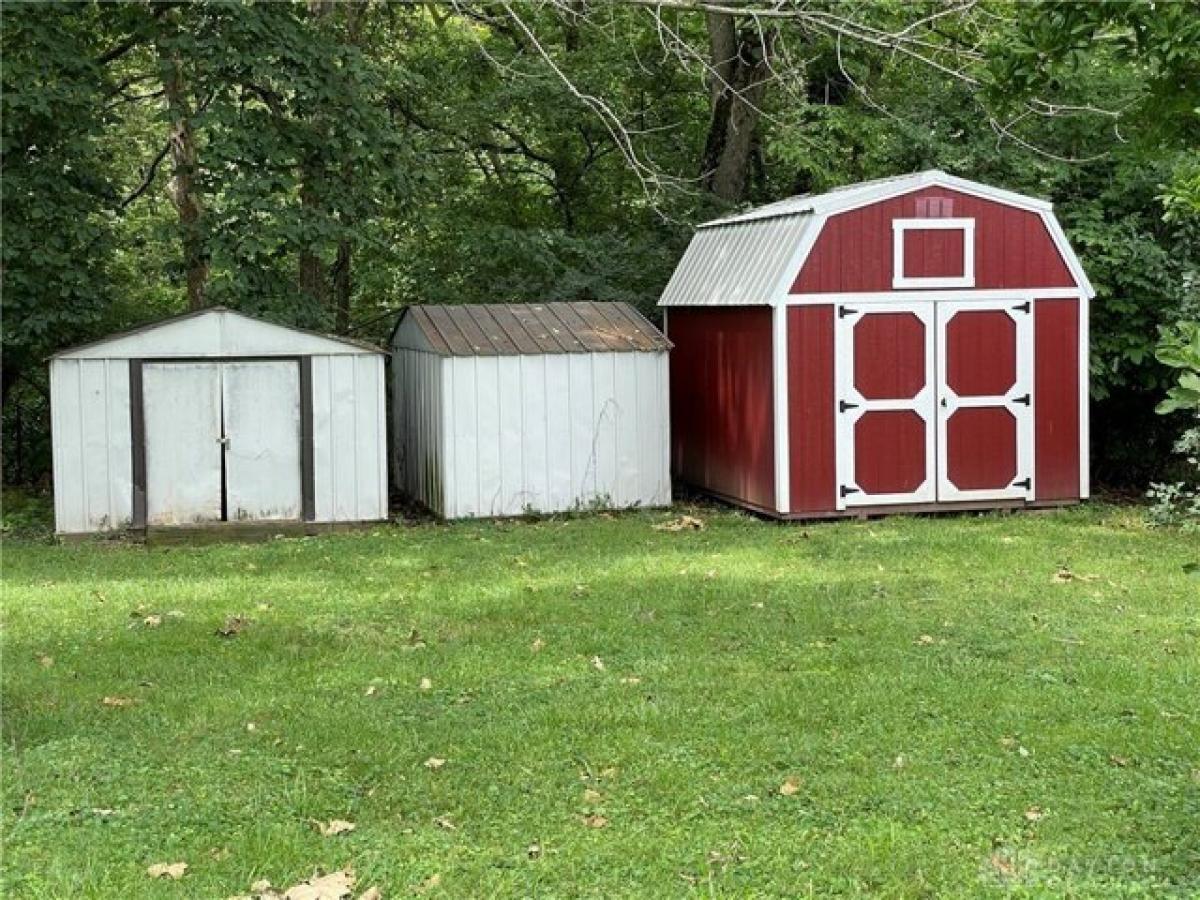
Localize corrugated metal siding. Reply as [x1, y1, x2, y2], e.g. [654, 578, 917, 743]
[409, 351, 669, 518]
[50, 358, 133, 533]
[311, 353, 387, 523]
[392, 348, 444, 514]
[658, 215, 811, 307]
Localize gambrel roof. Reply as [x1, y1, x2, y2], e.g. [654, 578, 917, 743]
[659, 170, 1094, 306]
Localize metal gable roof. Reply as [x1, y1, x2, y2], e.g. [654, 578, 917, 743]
[392, 302, 671, 356]
[51, 307, 385, 359]
[659, 170, 1092, 306]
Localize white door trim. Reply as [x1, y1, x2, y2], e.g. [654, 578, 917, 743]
[935, 299, 1035, 502]
[834, 301, 937, 509]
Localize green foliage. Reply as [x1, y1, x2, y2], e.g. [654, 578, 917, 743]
[1155, 322, 1200, 416]
[1146, 322, 1200, 529]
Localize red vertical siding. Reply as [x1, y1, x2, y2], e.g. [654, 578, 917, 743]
[668, 307, 775, 511]
[788, 305, 835, 513]
[792, 187, 1076, 293]
[904, 227, 965, 278]
[1034, 299, 1081, 500]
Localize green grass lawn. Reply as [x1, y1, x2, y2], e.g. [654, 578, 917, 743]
[3, 503, 1198, 898]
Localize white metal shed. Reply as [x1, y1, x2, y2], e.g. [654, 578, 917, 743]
[390, 302, 671, 518]
[50, 307, 387, 535]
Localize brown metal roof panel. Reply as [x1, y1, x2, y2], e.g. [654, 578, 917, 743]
[486, 304, 544, 355]
[507, 304, 567, 353]
[603, 302, 671, 351]
[549, 303, 610, 353]
[408, 307, 452, 355]
[464, 305, 519, 355]
[571, 301, 635, 352]
[421, 305, 478, 356]
[529, 304, 587, 353]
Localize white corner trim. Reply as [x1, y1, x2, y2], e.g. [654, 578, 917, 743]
[769, 214, 826, 304]
[892, 218, 976, 289]
[772, 300, 791, 514]
[1040, 210, 1096, 299]
[1079, 293, 1090, 498]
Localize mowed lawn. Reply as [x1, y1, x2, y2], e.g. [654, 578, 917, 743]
[3, 504, 1198, 898]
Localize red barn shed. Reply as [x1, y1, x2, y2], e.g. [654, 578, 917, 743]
[661, 171, 1093, 518]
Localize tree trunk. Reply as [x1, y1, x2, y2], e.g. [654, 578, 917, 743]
[156, 15, 208, 310]
[700, 12, 774, 203]
[332, 239, 351, 333]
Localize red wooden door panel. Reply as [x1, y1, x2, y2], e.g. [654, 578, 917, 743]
[936, 301, 1034, 501]
[834, 302, 936, 508]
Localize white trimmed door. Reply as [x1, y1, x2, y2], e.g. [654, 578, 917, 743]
[935, 300, 1034, 501]
[834, 301, 937, 509]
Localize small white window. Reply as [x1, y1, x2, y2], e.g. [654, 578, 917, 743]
[892, 218, 975, 289]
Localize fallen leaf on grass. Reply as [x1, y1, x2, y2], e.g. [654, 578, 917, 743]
[527, 842, 542, 859]
[413, 874, 441, 893]
[1051, 566, 1101, 584]
[1024, 806, 1044, 822]
[582, 788, 602, 805]
[101, 696, 136, 708]
[530, 638, 545, 653]
[1110, 754, 1130, 767]
[405, 628, 426, 650]
[893, 755, 906, 770]
[314, 818, 356, 837]
[419, 677, 432, 691]
[217, 616, 249, 637]
[358, 888, 381, 900]
[914, 634, 936, 646]
[282, 868, 356, 900]
[35, 653, 54, 668]
[147, 861, 188, 879]
[364, 685, 378, 697]
[654, 515, 704, 532]
[778, 776, 803, 796]
[582, 814, 609, 829]
[423, 757, 446, 771]
[143, 614, 163, 628]
[590, 656, 606, 671]
[619, 676, 641, 685]
[434, 815, 456, 830]
[989, 852, 1017, 878]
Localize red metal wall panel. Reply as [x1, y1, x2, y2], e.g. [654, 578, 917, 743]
[668, 307, 775, 511]
[787, 305, 835, 513]
[791, 187, 1076, 293]
[1034, 298, 1081, 500]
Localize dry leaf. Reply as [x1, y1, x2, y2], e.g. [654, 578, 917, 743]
[147, 861, 188, 880]
[433, 815, 456, 830]
[582, 814, 609, 829]
[893, 755, 906, 770]
[251, 878, 275, 893]
[530, 638, 545, 653]
[358, 888, 382, 900]
[914, 634, 936, 646]
[283, 868, 356, 900]
[217, 615, 248, 637]
[143, 614, 163, 628]
[101, 696, 135, 708]
[989, 852, 1017, 878]
[316, 818, 356, 837]
[778, 776, 803, 796]
[419, 677, 432, 691]
[1110, 754, 1130, 767]
[247, 722, 257, 732]
[590, 656, 606, 671]
[1024, 806, 1044, 822]
[413, 874, 441, 893]
[36, 653, 54, 668]
[1017, 745, 1031, 758]
[619, 676, 641, 685]
[527, 842, 542, 859]
[653, 515, 705, 532]
[364, 685, 378, 697]
[582, 788, 602, 805]
[423, 757, 446, 771]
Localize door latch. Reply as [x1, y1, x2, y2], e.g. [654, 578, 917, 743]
[1011, 301, 1031, 314]
[840, 485, 860, 498]
[1012, 477, 1031, 490]
[838, 306, 859, 318]
[839, 399, 860, 413]
[1011, 394, 1030, 406]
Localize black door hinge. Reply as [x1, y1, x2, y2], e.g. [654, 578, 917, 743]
[1012, 477, 1031, 490]
[840, 485, 860, 498]
[839, 399, 860, 413]
[838, 306, 858, 318]
[1011, 301, 1031, 314]
[1012, 393, 1031, 406]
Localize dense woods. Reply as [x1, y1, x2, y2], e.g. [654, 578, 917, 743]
[3, 0, 1198, 491]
